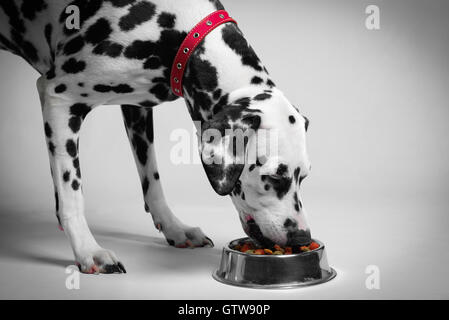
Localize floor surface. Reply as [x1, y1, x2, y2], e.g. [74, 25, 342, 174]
[1, 195, 448, 299]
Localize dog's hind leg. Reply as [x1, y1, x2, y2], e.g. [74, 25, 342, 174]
[121, 105, 213, 248]
[37, 76, 125, 274]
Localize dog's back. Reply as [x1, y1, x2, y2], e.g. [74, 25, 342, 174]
[0, 0, 71, 74]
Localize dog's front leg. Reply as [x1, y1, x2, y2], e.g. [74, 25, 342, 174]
[121, 105, 213, 248]
[37, 77, 125, 274]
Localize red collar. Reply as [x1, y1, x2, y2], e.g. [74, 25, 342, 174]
[170, 10, 237, 97]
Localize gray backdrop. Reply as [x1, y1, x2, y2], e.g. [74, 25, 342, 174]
[0, 0, 448, 299]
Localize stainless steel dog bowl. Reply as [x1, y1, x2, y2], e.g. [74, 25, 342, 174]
[213, 237, 336, 289]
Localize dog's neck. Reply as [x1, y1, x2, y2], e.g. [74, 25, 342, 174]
[181, 23, 274, 123]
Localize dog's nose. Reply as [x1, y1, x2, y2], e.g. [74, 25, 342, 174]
[285, 229, 311, 246]
[284, 218, 311, 246]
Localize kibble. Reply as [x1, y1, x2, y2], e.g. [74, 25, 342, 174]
[233, 241, 320, 255]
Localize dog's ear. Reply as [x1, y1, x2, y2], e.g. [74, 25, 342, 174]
[199, 106, 261, 196]
[293, 105, 310, 132]
[303, 115, 309, 132]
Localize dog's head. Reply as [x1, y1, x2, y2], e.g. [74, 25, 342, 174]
[199, 88, 311, 247]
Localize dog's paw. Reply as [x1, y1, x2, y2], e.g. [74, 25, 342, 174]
[157, 223, 214, 248]
[75, 248, 126, 274]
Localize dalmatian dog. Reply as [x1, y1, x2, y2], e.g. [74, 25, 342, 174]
[0, 0, 312, 274]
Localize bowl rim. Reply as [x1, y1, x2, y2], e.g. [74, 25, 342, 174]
[225, 237, 325, 258]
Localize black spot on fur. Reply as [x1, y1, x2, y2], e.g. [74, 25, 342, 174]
[209, 0, 225, 10]
[212, 94, 229, 115]
[157, 12, 176, 29]
[186, 54, 218, 92]
[124, 40, 156, 60]
[0, 1, 25, 34]
[121, 105, 140, 128]
[93, 84, 134, 94]
[233, 180, 242, 196]
[68, 103, 90, 133]
[48, 141, 55, 155]
[66, 139, 77, 157]
[63, 36, 85, 55]
[44, 123, 52, 138]
[233, 97, 251, 109]
[153, 172, 160, 180]
[85, 18, 113, 45]
[9, 22, 39, 63]
[69, 117, 82, 133]
[289, 115, 296, 124]
[294, 192, 301, 212]
[70, 103, 91, 118]
[73, 159, 81, 179]
[21, 0, 47, 20]
[55, 192, 59, 212]
[251, 76, 263, 85]
[106, 0, 137, 7]
[222, 24, 263, 72]
[71, 180, 80, 191]
[55, 84, 67, 94]
[44, 24, 55, 59]
[304, 115, 310, 131]
[0, 1, 41, 61]
[254, 93, 272, 101]
[143, 56, 161, 69]
[149, 83, 169, 101]
[0, 33, 21, 56]
[142, 176, 149, 194]
[266, 79, 275, 87]
[119, 1, 156, 31]
[247, 219, 274, 247]
[265, 165, 292, 200]
[145, 109, 154, 143]
[93, 41, 123, 57]
[276, 164, 288, 176]
[62, 58, 86, 74]
[294, 167, 301, 184]
[73, 158, 79, 169]
[249, 164, 256, 172]
[132, 134, 148, 165]
[213, 89, 222, 100]
[139, 100, 157, 108]
[63, 171, 71, 182]
[46, 67, 56, 79]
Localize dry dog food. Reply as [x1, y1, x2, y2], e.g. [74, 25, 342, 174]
[233, 241, 320, 255]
